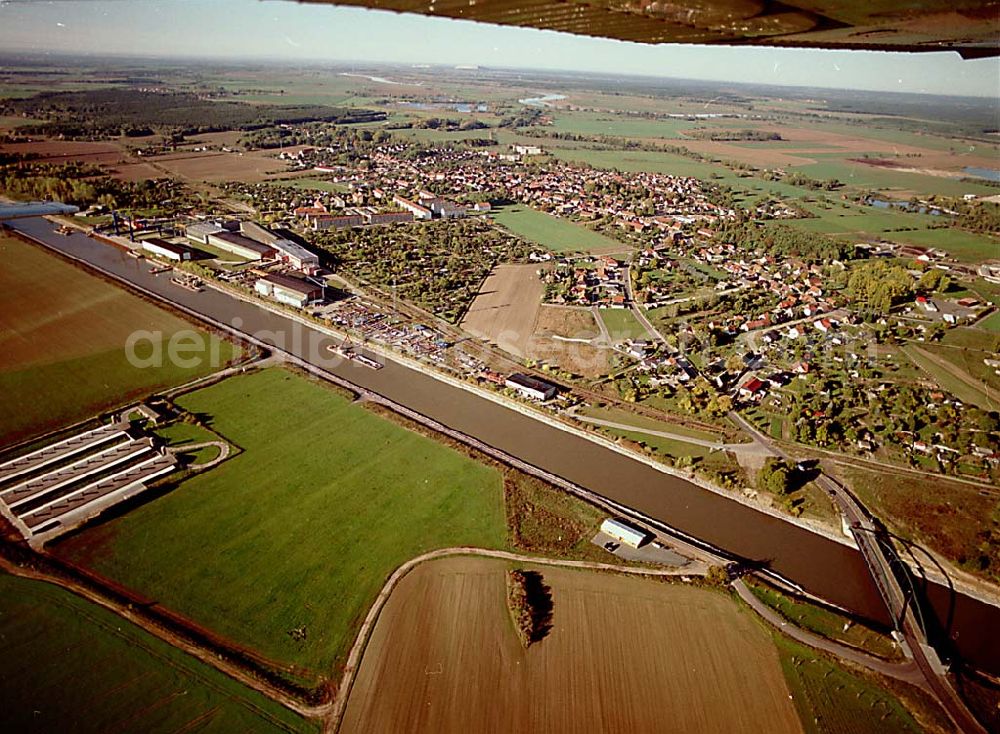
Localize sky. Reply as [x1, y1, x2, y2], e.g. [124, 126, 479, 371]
[1, 0, 998, 98]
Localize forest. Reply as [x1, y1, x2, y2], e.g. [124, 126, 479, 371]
[3, 88, 385, 139]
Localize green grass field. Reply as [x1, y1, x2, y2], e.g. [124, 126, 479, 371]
[597, 307, 650, 340]
[492, 205, 624, 253]
[0, 235, 240, 446]
[795, 156, 998, 199]
[549, 112, 696, 139]
[773, 635, 925, 734]
[901, 344, 994, 410]
[978, 311, 1000, 333]
[279, 177, 349, 193]
[578, 405, 721, 442]
[0, 572, 315, 734]
[745, 579, 901, 660]
[54, 367, 507, 683]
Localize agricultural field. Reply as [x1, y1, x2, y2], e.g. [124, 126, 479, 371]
[461, 263, 545, 358]
[548, 111, 696, 139]
[341, 556, 803, 734]
[141, 148, 298, 183]
[0, 234, 239, 446]
[492, 205, 625, 254]
[54, 367, 508, 683]
[0, 572, 316, 734]
[0, 139, 130, 165]
[277, 177, 349, 193]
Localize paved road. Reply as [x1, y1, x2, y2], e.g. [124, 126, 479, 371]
[732, 578, 927, 687]
[623, 258, 668, 345]
[568, 407, 769, 455]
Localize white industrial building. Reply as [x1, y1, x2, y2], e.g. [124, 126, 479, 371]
[600, 518, 650, 549]
[271, 239, 320, 275]
[254, 272, 323, 308]
[505, 373, 559, 401]
[141, 238, 192, 262]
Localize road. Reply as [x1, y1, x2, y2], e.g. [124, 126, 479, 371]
[567, 406, 769, 455]
[732, 578, 926, 688]
[623, 258, 668, 345]
[731, 412, 988, 734]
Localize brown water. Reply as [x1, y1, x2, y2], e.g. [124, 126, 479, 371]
[11, 216, 1000, 675]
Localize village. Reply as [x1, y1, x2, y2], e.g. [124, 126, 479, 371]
[78, 128, 998, 485]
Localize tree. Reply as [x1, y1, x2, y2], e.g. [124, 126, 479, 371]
[918, 268, 950, 293]
[704, 565, 730, 586]
[757, 458, 792, 495]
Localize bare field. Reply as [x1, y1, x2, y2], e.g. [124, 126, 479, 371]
[678, 139, 817, 167]
[461, 263, 544, 357]
[341, 556, 802, 734]
[528, 305, 612, 377]
[0, 139, 129, 165]
[146, 148, 296, 182]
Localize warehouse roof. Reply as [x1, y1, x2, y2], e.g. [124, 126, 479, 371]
[261, 272, 322, 296]
[213, 231, 274, 256]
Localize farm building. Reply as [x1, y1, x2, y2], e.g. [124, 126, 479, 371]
[140, 238, 193, 262]
[254, 272, 323, 308]
[600, 518, 650, 549]
[505, 373, 558, 401]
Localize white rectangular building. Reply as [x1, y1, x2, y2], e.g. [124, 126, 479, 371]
[254, 273, 323, 308]
[271, 239, 320, 275]
[141, 238, 192, 262]
[600, 518, 650, 549]
[505, 373, 558, 401]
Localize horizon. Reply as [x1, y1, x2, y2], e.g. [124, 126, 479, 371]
[0, 0, 998, 99]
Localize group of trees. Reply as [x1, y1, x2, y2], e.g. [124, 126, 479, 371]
[0, 160, 191, 212]
[506, 569, 553, 647]
[312, 219, 536, 323]
[3, 88, 384, 140]
[688, 129, 783, 142]
[757, 458, 793, 495]
[717, 221, 853, 262]
[847, 260, 913, 315]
